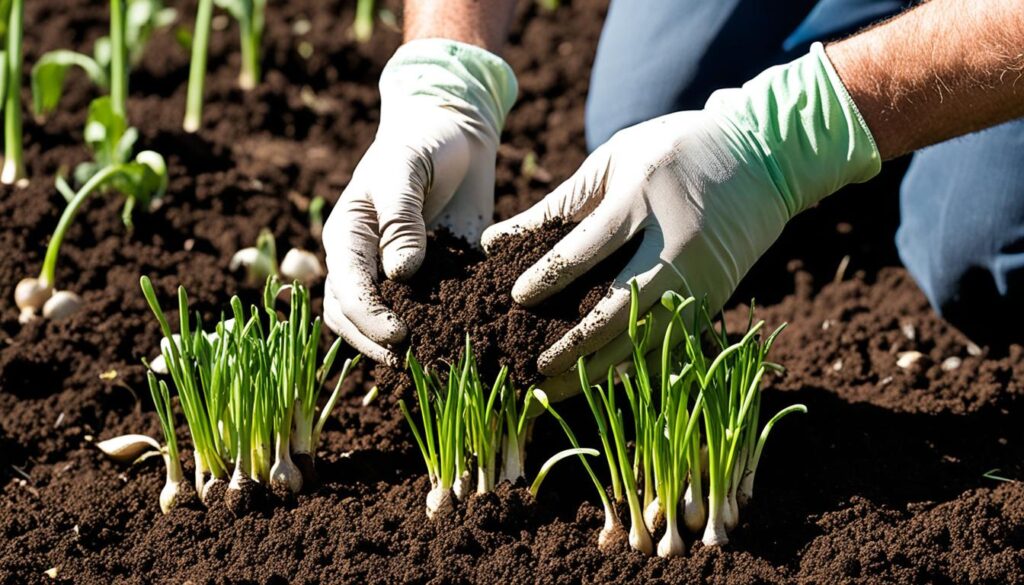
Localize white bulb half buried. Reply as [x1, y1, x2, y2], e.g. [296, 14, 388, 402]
[598, 503, 626, 551]
[426, 485, 454, 519]
[42, 291, 83, 321]
[280, 248, 324, 285]
[96, 434, 161, 463]
[644, 497, 663, 534]
[15, 278, 53, 313]
[702, 501, 729, 546]
[453, 470, 471, 501]
[629, 518, 654, 555]
[230, 247, 275, 284]
[657, 517, 685, 557]
[683, 483, 706, 533]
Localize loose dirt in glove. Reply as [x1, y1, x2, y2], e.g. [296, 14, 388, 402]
[377, 220, 638, 390]
[3, 0, 1024, 583]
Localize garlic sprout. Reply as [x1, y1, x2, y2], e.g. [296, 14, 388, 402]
[138, 275, 358, 512]
[566, 283, 806, 555]
[2, 0, 26, 186]
[400, 340, 590, 519]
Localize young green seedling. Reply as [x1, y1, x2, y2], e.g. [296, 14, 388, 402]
[146, 370, 186, 513]
[1, 0, 26, 185]
[214, 0, 265, 89]
[400, 350, 465, 518]
[32, 0, 174, 118]
[138, 275, 359, 512]
[14, 116, 166, 322]
[183, 0, 213, 132]
[352, 0, 374, 43]
[401, 340, 598, 519]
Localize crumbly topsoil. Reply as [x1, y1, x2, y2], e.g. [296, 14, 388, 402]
[2, 0, 1024, 584]
[376, 220, 636, 389]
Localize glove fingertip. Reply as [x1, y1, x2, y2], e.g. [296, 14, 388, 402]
[382, 247, 425, 281]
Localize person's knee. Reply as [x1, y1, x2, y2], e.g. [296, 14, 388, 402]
[897, 122, 1024, 343]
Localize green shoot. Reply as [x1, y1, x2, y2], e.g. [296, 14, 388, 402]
[1, 0, 25, 185]
[567, 284, 806, 554]
[31, 0, 173, 117]
[146, 370, 185, 514]
[401, 342, 596, 519]
[400, 350, 464, 518]
[529, 447, 598, 497]
[214, 0, 266, 89]
[183, 0, 213, 132]
[16, 0, 172, 323]
[138, 275, 358, 511]
[463, 336, 506, 494]
[532, 388, 623, 548]
[14, 128, 166, 322]
[352, 0, 374, 43]
[309, 195, 325, 239]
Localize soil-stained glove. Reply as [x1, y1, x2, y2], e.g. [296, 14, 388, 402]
[482, 43, 880, 400]
[323, 39, 517, 366]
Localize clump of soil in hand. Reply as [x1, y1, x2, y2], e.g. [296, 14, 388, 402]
[376, 220, 639, 389]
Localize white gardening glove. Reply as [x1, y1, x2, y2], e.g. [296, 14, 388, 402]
[322, 39, 517, 366]
[482, 43, 880, 400]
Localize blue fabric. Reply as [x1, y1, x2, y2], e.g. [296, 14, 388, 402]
[587, 0, 1024, 341]
[897, 120, 1024, 341]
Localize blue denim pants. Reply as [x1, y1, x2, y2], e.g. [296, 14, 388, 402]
[586, 0, 1024, 341]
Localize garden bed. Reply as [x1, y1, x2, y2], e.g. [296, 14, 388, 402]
[2, 0, 1024, 583]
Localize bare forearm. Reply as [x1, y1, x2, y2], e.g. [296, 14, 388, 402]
[826, 0, 1024, 160]
[404, 0, 517, 53]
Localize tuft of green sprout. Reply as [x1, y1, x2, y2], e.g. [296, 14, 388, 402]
[569, 282, 806, 555]
[1, 0, 26, 186]
[138, 275, 359, 513]
[184, 0, 265, 131]
[352, 0, 375, 43]
[400, 337, 597, 519]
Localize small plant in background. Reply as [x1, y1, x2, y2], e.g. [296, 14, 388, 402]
[15, 0, 174, 323]
[117, 275, 358, 513]
[13, 130, 167, 323]
[1, 0, 26, 185]
[230, 228, 325, 286]
[352, 0, 374, 43]
[400, 338, 597, 519]
[31, 0, 175, 118]
[183, 0, 265, 132]
[182, 0, 213, 132]
[570, 283, 806, 555]
[216, 0, 266, 90]
[308, 195, 325, 239]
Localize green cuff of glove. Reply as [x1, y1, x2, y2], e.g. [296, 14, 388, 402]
[707, 42, 881, 217]
[381, 39, 519, 134]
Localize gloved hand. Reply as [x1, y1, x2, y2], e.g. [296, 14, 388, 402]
[482, 43, 880, 399]
[322, 39, 517, 366]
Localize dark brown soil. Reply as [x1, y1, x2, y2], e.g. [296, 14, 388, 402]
[2, 0, 1024, 584]
[377, 220, 635, 389]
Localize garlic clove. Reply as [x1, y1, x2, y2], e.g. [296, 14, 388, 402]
[96, 434, 161, 463]
[149, 353, 168, 375]
[42, 291, 83, 320]
[15, 278, 53, 312]
[230, 247, 275, 284]
[280, 248, 323, 285]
